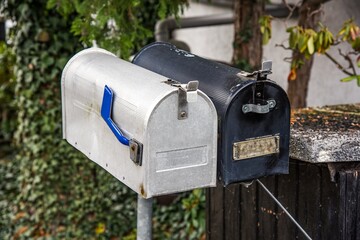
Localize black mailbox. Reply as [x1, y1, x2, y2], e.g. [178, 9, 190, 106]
[133, 42, 290, 185]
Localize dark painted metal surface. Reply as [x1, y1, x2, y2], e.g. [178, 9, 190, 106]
[133, 42, 290, 185]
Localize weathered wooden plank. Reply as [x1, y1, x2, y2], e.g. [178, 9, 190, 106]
[355, 171, 360, 240]
[224, 183, 240, 240]
[257, 176, 277, 240]
[276, 160, 299, 239]
[339, 170, 360, 240]
[206, 184, 224, 240]
[240, 182, 258, 240]
[339, 171, 346, 240]
[319, 164, 340, 240]
[297, 162, 321, 240]
[344, 170, 357, 240]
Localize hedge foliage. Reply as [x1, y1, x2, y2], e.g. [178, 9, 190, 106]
[0, 0, 206, 239]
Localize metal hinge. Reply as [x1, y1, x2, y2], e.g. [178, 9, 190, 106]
[164, 79, 199, 120]
[129, 139, 143, 166]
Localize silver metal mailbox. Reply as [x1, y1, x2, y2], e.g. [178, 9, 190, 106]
[61, 48, 217, 198]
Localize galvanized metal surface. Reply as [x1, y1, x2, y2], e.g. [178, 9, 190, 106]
[137, 195, 153, 240]
[62, 48, 217, 198]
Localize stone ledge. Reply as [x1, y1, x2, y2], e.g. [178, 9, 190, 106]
[290, 103, 360, 163]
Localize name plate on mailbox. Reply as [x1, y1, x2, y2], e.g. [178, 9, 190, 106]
[233, 135, 280, 160]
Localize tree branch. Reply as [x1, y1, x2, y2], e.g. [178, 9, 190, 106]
[347, 51, 360, 56]
[282, 0, 303, 26]
[283, 57, 293, 63]
[308, 5, 324, 18]
[324, 52, 354, 76]
[338, 49, 358, 76]
[275, 43, 292, 50]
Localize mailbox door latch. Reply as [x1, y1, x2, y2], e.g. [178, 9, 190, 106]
[240, 61, 277, 114]
[237, 60, 272, 81]
[164, 79, 199, 120]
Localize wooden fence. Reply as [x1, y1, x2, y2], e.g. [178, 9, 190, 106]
[206, 104, 360, 240]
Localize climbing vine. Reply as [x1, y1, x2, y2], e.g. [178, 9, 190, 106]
[0, 41, 15, 141]
[1, 0, 205, 239]
[3, 0, 139, 238]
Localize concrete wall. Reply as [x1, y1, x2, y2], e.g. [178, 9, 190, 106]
[173, 0, 360, 107]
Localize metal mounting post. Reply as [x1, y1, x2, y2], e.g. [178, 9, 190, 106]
[137, 195, 153, 240]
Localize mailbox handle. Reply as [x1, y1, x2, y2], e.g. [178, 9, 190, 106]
[101, 85, 130, 146]
[242, 100, 276, 114]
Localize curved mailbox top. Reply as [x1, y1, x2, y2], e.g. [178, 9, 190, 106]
[133, 42, 291, 185]
[61, 48, 217, 197]
[133, 42, 249, 115]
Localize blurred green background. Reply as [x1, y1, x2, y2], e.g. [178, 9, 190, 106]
[0, 0, 206, 239]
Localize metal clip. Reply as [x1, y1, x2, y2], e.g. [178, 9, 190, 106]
[164, 79, 199, 120]
[237, 60, 273, 80]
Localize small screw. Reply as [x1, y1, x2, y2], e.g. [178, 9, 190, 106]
[180, 111, 187, 118]
[256, 92, 261, 97]
[268, 101, 275, 108]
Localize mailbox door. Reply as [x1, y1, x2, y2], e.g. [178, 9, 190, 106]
[222, 81, 290, 185]
[145, 90, 217, 197]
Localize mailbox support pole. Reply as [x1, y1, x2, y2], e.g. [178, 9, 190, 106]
[137, 195, 153, 240]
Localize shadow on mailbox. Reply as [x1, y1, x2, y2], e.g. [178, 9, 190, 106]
[61, 48, 217, 198]
[133, 42, 290, 186]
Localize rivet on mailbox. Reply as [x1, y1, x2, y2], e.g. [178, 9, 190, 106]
[133, 42, 290, 186]
[61, 48, 217, 198]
